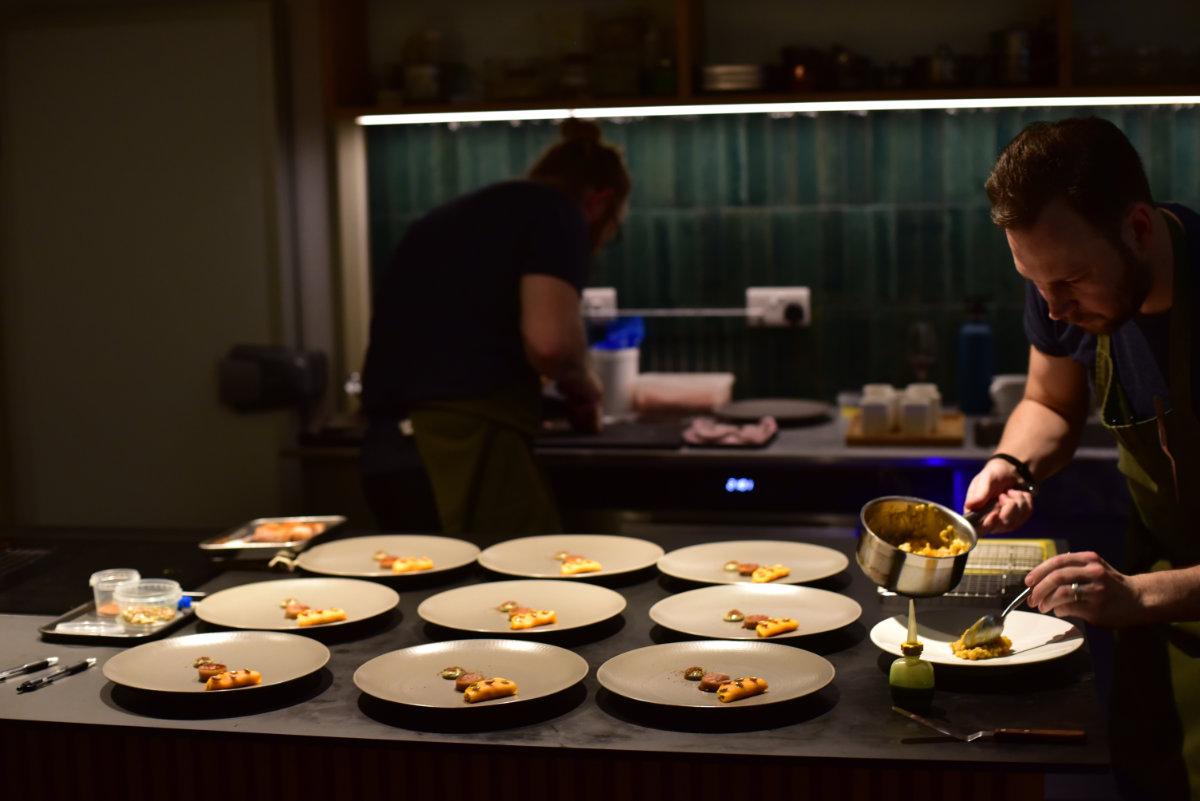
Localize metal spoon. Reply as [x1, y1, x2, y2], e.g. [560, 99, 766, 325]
[958, 586, 1033, 648]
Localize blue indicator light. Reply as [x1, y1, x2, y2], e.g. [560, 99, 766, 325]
[725, 477, 756, 493]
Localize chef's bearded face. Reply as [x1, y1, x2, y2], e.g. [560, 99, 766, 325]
[986, 117, 1156, 334]
[1006, 199, 1153, 335]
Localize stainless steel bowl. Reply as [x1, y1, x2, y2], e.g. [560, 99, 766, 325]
[856, 495, 978, 597]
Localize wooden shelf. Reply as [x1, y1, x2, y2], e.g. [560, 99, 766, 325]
[322, 0, 1200, 120]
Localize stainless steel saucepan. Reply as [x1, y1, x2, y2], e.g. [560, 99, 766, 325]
[856, 495, 986, 597]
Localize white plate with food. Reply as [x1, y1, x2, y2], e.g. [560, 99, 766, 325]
[656, 540, 849, 585]
[295, 534, 479, 578]
[597, 640, 835, 708]
[195, 578, 399, 631]
[477, 534, 663, 579]
[102, 631, 330, 693]
[354, 639, 588, 709]
[418, 579, 626, 634]
[649, 583, 861, 640]
[869, 607, 1084, 667]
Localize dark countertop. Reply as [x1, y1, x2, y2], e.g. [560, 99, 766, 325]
[290, 412, 1113, 462]
[0, 526, 1108, 770]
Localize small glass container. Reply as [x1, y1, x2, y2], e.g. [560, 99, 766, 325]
[114, 578, 181, 630]
[90, 568, 140, 617]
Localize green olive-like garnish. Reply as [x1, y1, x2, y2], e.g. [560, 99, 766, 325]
[684, 666, 705, 681]
[723, 609, 744, 623]
[439, 666, 465, 680]
[497, 600, 518, 613]
[723, 560, 739, 572]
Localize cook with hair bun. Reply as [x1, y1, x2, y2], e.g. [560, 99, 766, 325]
[360, 119, 631, 540]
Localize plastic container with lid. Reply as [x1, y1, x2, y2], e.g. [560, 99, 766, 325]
[114, 578, 182, 630]
[90, 568, 140, 617]
[630, 372, 735, 416]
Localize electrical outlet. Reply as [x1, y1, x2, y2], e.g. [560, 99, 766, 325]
[582, 287, 618, 321]
[746, 287, 811, 328]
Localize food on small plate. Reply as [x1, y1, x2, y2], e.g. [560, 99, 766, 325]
[204, 668, 262, 691]
[454, 672, 486, 692]
[509, 609, 557, 630]
[683, 666, 705, 681]
[950, 634, 1013, 660]
[722, 608, 745, 623]
[751, 564, 791, 583]
[439, 666, 466, 680]
[250, 521, 325, 543]
[372, 551, 434, 573]
[741, 614, 769, 630]
[755, 617, 799, 638]
[716, 676, 768, 703]
[280, 597, 311, 619]
[697, 672, 730, 692]
[559, 554, 602, 575]
[295, 607, 348, 627]
[193, 656, 227, 682]
[463, 677, 518, 703]
[735, 562, 759, 576]
[494, 600, 556, 630]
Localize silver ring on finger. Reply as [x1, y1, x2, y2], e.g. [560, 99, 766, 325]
[1071, 581, 1083, 603]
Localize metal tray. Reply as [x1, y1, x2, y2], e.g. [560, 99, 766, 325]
[198, 515, 346, 552]
[39, 592, 206, 644]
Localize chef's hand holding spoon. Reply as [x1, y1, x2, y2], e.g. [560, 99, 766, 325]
[1023, 551, 1149, 627]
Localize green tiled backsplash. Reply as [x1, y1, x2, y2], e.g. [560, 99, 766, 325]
[366, 106, 1200, 402]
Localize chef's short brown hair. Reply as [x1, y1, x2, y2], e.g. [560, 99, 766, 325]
[528, 119, 630, 204]
[985, 117, 1152, 241]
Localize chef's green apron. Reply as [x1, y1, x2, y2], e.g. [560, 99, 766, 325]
[409, 379, 561, 540]
[1098, 211, 1200, 800]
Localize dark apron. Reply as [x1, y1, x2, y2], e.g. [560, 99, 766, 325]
[1098, 211, 1200, 800]
[409, 379, 562, 539]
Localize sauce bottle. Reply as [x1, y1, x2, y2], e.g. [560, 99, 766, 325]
[889, 598, 934, 712]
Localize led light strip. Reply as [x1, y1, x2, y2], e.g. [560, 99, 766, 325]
[357, 95, 1200, 126]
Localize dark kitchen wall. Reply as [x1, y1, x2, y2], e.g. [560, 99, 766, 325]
[365, 105, 1200, 402]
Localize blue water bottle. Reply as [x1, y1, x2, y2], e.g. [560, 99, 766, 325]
[957, 299, 994, 415]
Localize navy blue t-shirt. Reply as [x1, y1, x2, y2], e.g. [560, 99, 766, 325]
[1023, 203, 1200, 420]
[361, 181, 589, 416]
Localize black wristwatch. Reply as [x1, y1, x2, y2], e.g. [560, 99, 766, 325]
[986, 453, 1036, 494]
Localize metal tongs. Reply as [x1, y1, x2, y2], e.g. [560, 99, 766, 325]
[958, 586, 1033, 648]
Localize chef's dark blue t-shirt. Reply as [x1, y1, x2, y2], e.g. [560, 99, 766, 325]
[1023, 202, 1200, 420]
[361, 180, 590, 416]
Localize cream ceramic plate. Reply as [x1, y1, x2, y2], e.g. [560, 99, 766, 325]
[597, 640, 834, 708]
[648, 584, 861, 640]
[418, 579, 626, 634]
[869, 608, 1084, 667]
[102, 631, 330, 693]
[354, 639, 588, 709]
[477, 534, 663, 579]
[295, 534, 479, 578]
[195, 578, 399, 630]
[656, 540, 849, 585]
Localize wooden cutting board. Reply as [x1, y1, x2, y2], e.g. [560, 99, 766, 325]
[845, 410, 965, 446]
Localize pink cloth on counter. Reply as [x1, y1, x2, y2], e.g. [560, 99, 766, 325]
[682, 415, 778, 447]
